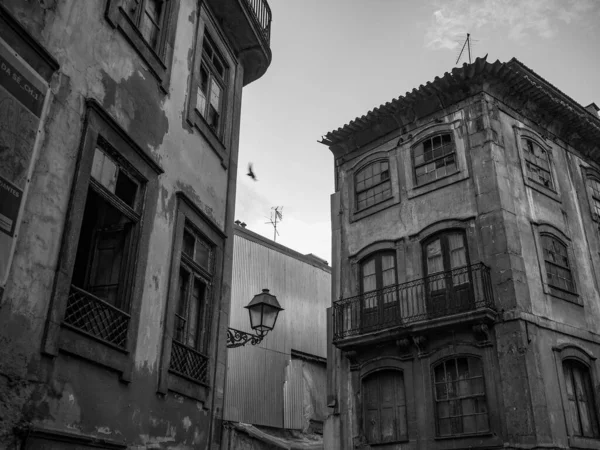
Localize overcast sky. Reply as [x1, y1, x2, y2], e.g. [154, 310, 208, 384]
[235, 0, 600, 263]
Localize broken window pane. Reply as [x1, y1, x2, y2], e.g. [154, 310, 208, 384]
[91, 148, 118, 193]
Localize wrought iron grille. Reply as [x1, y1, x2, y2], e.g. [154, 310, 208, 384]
[63, 285, 130, 348]
[244, 0, 272, 44]
[333, 263, 495, 341]
[169, 340, 209, 385]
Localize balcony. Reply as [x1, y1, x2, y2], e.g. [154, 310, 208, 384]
[206, 0, 272, 86]
[63, 285, 130, 349]
[332, 263, 496, 348]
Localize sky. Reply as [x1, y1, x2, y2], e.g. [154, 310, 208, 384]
[235, 0, 600, 263]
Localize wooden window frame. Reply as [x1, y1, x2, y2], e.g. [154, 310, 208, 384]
[522, 138, 554, 190]
[554, 345, 600, 449]
[584, 170, 600, 223]
[105, 0, 180, 93]
[362, 369, 409, 445]
[514, 127, 560, 202]
[158, 192, 225, 402]
[412, 133, 458, 187]
[421, 230, 474, 318]
[186, 5, 237, 169]
[532, 222, 580, 305]
[354, 159, 392, 212]
[432, 355, 490, 438]
[404, 121, 469, 200]
[541, 233, 576, 295]
[359, 251, 398, 331]
[42, 99, 163, 381]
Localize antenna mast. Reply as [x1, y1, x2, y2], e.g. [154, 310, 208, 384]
[265, 206, 283, 242]
[456, 33, 473, 65]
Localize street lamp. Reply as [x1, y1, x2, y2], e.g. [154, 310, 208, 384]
[226, 289, 283, 348]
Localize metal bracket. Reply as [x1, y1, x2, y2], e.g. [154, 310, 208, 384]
[226, 327, 266, 348]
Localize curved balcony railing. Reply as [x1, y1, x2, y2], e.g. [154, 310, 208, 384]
[244, 0, 272, 44]
[333, 263, 495, 341]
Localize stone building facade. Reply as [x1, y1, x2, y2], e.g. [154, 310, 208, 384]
[320, 57, 600, 449]
[0, 0, 271, 448]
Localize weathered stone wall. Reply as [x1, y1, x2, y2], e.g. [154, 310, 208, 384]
[324, 85, 600, 449]
[0, 0, 246, 448]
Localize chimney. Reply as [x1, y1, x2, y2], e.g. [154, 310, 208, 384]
[240, 222, 247, 228]
[585, 103, 599, 119]
[234, 220, 241, 225]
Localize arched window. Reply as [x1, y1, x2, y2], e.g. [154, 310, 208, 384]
[541, 234, 575, 293]
[433, 356, 489, 437]
[413, 133, 457, 186]
[587, 177, 600, 220]
[360, 251, 398, 330]
[522, 138, 553, 189]
[363, 370, 408, 444]
[563, 359, 600, 438]
[355, 160, 392, 210]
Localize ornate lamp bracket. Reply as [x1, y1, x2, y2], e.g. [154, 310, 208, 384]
[226, 327, 267, 348]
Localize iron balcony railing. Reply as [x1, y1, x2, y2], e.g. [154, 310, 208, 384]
[169, 315, 209, 385]
[63, 285, 130, 348]
[244, 0, 272, 45]
[333, 263, 495, 341]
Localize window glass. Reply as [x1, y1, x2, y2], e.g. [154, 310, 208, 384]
[414, 134, 457, 186]
[91, 148, 118, 193]
[355, 161, 392, 210]
[196, 33, 228, 136]
[433, 356, 489, 437]
[563, 359, 600, 438]
[588, 178, 600, 219]
[522, 138, 553, 189]
[541, 235, 575, 293]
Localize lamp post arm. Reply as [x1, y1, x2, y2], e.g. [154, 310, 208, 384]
[226, 327, 267, 348]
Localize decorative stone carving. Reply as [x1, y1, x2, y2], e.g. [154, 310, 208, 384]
[396, 338, 412, 357]
[412, 335, 428, 356]
[344, 350, 360, 370]
[473, 323, 491, 344]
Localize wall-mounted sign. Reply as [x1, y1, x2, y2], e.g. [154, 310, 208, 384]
[0, 38, 49, 284]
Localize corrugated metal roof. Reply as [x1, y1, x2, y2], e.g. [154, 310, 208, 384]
[320, 56, 600, 159]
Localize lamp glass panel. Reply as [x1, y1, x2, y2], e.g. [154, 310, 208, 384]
[248, 304, 264, 330]
[260, 304, 280, 330]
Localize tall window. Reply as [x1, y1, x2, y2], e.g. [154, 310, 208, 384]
[174, 226, 213, 351]
[563, 359, 600, 438]
[363, 370, 408, 444]
[423, 231, 471, 316]
[168, 223, 214, 384]
[66, 141, 145, 348]
[196, 33, 227, 136]
[361, 252, 397, 329]
[413, 133, 457, 186]
[587, 177, 600, 220]
[433, 356, 489, 437]
[355, 160, 392, 211]
[541, 234, 575, 293]
[125, 0, 166, 51]
[522, 138, 553, 189]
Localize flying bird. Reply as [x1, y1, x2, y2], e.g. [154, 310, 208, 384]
[247, 163, 257, 181]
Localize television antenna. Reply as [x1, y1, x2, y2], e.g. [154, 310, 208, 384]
[265, 206, 283, 242]
[455, 33, 478, 65]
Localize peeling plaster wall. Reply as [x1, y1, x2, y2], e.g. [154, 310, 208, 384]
[0, 0, 249, 448]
